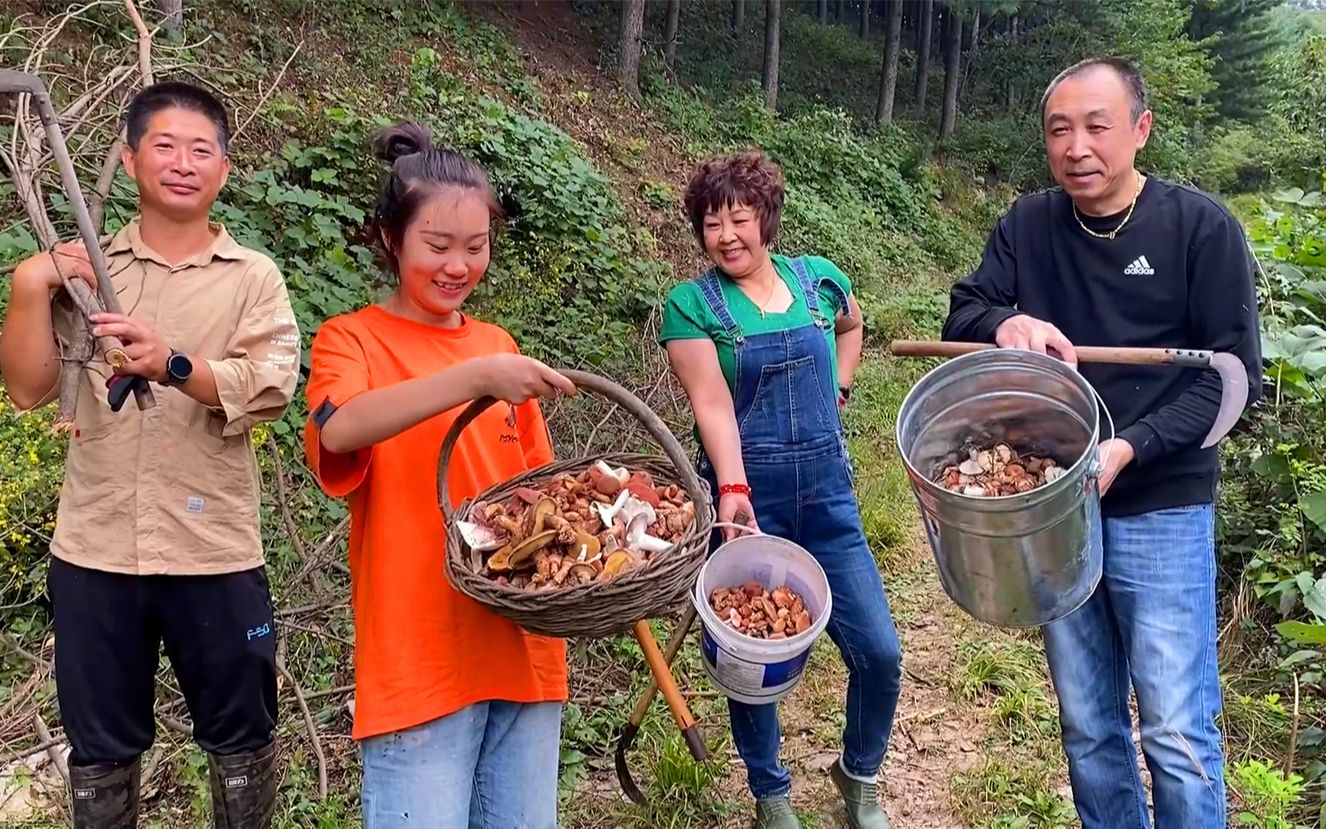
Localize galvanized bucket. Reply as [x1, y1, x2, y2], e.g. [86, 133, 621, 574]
[895, 348, 1105, 628]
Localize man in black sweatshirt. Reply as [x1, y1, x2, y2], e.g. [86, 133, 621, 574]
[942, 58, 1261, 829]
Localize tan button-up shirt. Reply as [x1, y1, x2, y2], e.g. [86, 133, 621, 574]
[40, 219, 300, 576]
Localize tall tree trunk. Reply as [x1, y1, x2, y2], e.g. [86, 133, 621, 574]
[664, 0, 681, 70]
[617, 0, 646, 97]
[732, 0, 745, 29]
[960, 4, 980, 103]
[875, 0, 904, 124]
[158, 0, 183, 36]
[835, 0, 846, 23]
[938, 4, 963, 143]
[763, 0, 781, 110]
[859, 0, 869, 37]
[818, 0, 828, 23]
[914, 0, 934, 116]
[1005, 12, 1019, 110]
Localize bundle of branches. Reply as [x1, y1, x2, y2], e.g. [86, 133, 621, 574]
[0, 1, 235, 429]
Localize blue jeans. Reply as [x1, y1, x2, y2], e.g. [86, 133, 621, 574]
[359, 701, 562, 828]
[716, 446, 903, 799]
[1043, 504, 1225, 829]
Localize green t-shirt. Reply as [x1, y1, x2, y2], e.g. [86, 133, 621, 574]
[658, 253, 853, 392]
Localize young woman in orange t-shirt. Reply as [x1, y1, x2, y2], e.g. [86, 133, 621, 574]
[303, 122, 576, 828]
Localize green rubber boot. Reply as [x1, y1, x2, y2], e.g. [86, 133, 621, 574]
[753, 794, 801, 829]
[830, 759, 892, 829]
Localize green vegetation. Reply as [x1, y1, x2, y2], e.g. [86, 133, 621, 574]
[2, 0, 1325, 826]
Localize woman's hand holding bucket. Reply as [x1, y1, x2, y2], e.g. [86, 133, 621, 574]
[717, 490, 760, 541]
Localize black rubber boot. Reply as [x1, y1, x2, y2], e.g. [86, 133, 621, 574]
[69, 757, 140, 829]
[207, 741, 278, 829]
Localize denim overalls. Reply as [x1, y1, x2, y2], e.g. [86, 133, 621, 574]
[695, 257, 903, 799]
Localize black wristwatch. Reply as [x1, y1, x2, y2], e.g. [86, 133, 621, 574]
[839, 384, 852, 403]
[163, 349, 193, 386]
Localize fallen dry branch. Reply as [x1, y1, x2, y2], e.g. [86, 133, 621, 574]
[232, 40, 304, 143]
[0, 737, 65, 767]
[275, 650, 328, 800]
[32, 715, 68, 788]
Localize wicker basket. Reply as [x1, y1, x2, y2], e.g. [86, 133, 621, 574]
[439, 369, 714, 639]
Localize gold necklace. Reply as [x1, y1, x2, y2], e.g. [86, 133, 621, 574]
[1073, 172, 1144, 241]
[744, 273, 777, 318]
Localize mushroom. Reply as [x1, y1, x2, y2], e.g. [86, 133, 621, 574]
[545, 514, 578, 545]
[602, 549, 638, 579]
[617, 496, 657, 529]
[514, 486, 543, 504]
[625, 481, 660, 507]
[593, 490, 630, 525]
[526, 497, 557, 536]
[567, 563, 597, 585]
[508, 530, 557, 568]
[572, 531, 601, 563]
[486, 544, 516, 572]
[590, 460, 629, 496]
[457, 521, 505, 553]
[625, 512, 672, 554]
[958, 458, 984, 476]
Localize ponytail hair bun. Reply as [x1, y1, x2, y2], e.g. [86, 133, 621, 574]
[371, 121, 434, 165]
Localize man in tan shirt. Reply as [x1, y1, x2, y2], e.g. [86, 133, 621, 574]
[0, 81, 298, 828]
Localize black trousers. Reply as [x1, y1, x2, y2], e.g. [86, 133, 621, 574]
[47, 557, 278, 765]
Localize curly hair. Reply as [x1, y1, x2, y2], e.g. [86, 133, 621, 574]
[682, 151, 785, 247]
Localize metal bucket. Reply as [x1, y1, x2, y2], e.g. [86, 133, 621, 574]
[895, 349, 1104, 628]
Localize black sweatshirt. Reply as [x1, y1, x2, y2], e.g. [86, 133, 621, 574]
[942, 177, 1263, 518]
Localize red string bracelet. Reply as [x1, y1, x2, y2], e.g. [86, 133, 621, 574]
[718, 483, 752, 497]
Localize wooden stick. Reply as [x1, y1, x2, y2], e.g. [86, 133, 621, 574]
[0, 737, 64, 766]
[889, 339, 1211, 366]
[276, 653, 327, 800]
[632, 620, 706, 761]
[122, 0, 155, 85]
[33, 715, 69, 786]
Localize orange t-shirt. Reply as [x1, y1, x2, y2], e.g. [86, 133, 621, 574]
[302, 304, 568, 741]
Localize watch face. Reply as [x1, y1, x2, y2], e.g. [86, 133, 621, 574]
[168, 352, 193, 382]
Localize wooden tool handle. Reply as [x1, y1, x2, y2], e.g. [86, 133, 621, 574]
[633, 620, 708, 761]
[890, 340, 1211, 367]
[626, 605, 697, 728]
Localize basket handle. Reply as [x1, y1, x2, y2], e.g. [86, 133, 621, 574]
[438, 368, 708, 523]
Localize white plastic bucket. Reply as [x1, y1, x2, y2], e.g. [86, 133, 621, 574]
[691, 526, 833, 705]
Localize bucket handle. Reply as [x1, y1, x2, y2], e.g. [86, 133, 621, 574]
[713, 521, 761, 536]
[1088, 383, 1118, 478]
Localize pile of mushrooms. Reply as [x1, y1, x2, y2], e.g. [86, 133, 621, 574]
[709, 583, 813, 640]
[455, 461, 696, 591]
[935, 442, 1065, 497]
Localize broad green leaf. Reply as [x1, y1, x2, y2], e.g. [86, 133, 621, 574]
[1276, 621, 1326, 645]
[1279, 649, 1320, 669]
[1304, 576, 1326, 620]
[1304, 491, 1326, 536]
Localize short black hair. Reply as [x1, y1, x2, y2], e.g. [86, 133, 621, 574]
[124, 80, 231, 153]
[1040, 57, 1149, 124]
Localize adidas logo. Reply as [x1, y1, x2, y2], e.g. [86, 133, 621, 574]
[1124, 255, 1155, 276]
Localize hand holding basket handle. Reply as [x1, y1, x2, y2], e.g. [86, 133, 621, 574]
[477, 354, 579, 404]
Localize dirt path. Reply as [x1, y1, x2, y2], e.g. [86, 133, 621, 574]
[765, 545, 993, 828]
[751, 540, 1033, 829]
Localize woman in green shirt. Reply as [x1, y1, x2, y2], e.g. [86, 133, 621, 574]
[660, 152, 902, 829]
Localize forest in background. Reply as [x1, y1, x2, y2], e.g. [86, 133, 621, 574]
[1, 1, 1324, 826]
